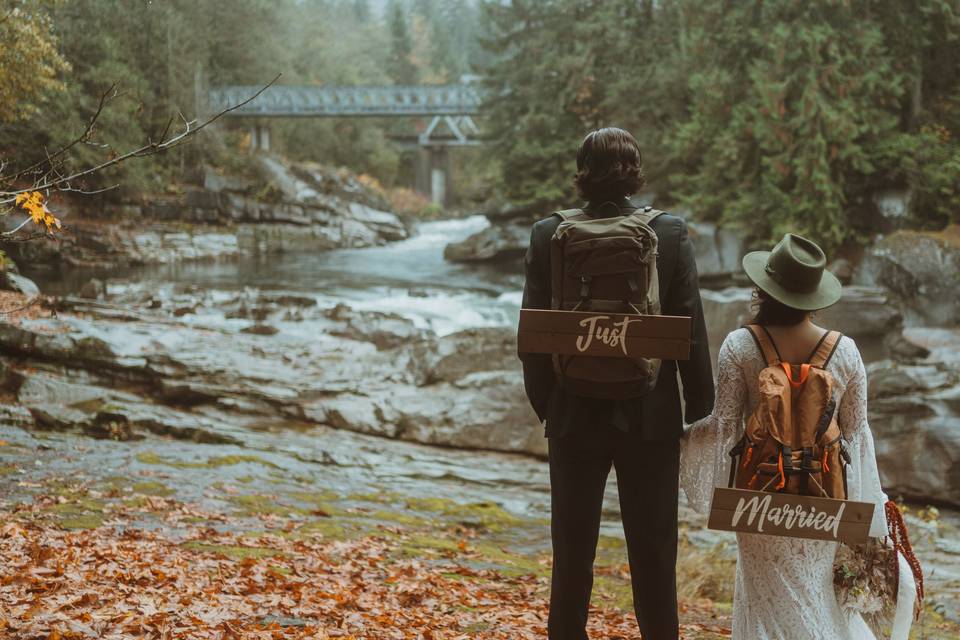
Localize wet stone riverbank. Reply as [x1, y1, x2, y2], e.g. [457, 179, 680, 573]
[1, 216, 959, 636]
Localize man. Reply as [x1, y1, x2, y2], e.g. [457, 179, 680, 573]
[519, 127, 715, 640]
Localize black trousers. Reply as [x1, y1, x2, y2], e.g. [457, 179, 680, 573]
[547, 427, 680, 640]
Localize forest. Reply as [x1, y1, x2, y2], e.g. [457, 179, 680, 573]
[3, 0, 959, 249]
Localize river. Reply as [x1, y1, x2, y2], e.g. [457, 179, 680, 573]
[27, 216, 525, 337]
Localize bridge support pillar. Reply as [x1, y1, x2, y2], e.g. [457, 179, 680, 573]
[249, 124, 271, 152]
[416, 147, 449, 206]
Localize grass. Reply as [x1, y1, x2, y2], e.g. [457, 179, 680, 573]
[136, 451, 279, 469]
[131, 481, 175, 496]
[180, 541, 287, 560]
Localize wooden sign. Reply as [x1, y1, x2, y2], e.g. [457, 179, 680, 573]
[708, 487, 875, 544]
[517, 308, 691, 360]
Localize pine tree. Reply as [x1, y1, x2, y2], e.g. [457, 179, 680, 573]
[387, 0, 418, 85]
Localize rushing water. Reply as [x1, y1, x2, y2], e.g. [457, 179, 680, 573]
[28, 216, 525, 336]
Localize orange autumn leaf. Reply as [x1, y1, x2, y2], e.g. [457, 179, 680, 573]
[14, 191, 61, 232]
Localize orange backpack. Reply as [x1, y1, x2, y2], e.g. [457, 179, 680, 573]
[728, 325, 850, 499]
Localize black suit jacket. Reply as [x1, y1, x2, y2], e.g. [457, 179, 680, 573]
[519, 198, 715, 441]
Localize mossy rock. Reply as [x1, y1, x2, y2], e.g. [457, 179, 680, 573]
[136, 452, 279, 469]
[181, 541, 286, 560]
[403, 497, 519, 531]
[131, 481, 175, 497]
[227, 494, 308, 517]
[59, 514, 104, 530]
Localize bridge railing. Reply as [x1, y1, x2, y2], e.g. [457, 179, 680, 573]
[208, 84, 483, 118]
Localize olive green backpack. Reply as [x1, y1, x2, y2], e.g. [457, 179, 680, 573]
[549, 205, 664, 399]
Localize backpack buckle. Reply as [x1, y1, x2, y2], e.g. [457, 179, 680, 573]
[579, 275, 592, 300]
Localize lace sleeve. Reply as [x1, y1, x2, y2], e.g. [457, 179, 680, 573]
[836, 338, 889, 538]
[680, 331, 748, 513]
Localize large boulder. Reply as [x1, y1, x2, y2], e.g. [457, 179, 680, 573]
[868, 349, 960, 507]
[443, 220, 528, 263]
[0, 272, 40, 297]
[817, 287, 908, 362]
[857, 227, 960, 327]
[405, 327, 518, 385]
[389, 372, 546, 456]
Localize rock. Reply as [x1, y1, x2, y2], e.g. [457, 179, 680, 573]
[697, 286, 921, 363]
[28, 405, 88, 431]
[202, 166, 248, 193]
[479, 199, 546, 222]
[857, 227, 960, 326]
[406, 327, 518, 386]
[133, 417, 243, 445]
[185, 187, 222, 210]
[868, 365, 925, 400]
[86, 411, 137, 441]
[346, 202, 408, 242]
[0, 319, 116, 368]
[828, 258, 854, 284]
[324, 304, 423, 350]
[0, 403, 33, 429]
[872, 413, 960, 507]
[389, 376, 546, 457]
[242, 324, 279, 336]
[0, 272, 40, 297]
[884, 333, 931, 361]
[867, 339, 960, 507]
[686, 220, 747, 285]
[262, 294, 317, 308]
[818, 287, 905, 361]
[0, 358, 23, 393]
[17, 372, 108, 408]
[443, 220, 526, 263]
[320, 394, 400, 438]
[700, 288, 752, 365]
[78, 278, 106, 300]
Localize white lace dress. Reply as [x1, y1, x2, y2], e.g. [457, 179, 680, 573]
[680, 328, 915, 640]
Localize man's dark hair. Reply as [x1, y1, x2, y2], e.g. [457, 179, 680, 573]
[574, 127, 646, 203]
[749, 288, 810, 326]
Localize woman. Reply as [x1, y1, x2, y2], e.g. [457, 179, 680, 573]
[680, 233, 916, 639]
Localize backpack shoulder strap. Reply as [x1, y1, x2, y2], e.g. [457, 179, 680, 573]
[631, 205, 665, 226]
[744, 324, 781, 366]
[807, 331, 843, 368]
[553, 208, 588, 222]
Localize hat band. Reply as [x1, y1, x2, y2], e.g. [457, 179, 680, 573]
[765, 263, 818, 293]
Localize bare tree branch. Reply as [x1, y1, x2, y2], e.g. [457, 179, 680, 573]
[3, 84, 117, 183]
[0, 74, 281, 204]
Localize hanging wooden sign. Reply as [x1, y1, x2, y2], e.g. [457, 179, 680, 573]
[708, 487, 875, 544]
[517, 309, 691, 360]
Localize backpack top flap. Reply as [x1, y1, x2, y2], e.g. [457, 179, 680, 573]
[549, 207, 663, 311]
[745, 325, 843, 448]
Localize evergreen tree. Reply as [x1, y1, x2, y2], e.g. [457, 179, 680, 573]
[479, 0, 608, 206]
[387, 0, 418, 84]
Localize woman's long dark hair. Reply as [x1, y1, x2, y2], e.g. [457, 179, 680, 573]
[749, 288, 809, 326]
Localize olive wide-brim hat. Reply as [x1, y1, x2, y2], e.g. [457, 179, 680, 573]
[742, 233, 842, 311]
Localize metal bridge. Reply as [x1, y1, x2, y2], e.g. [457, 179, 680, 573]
[208, 84, 482, 118]
[208, 83, 485, 204]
